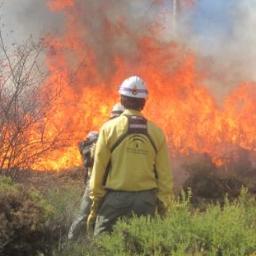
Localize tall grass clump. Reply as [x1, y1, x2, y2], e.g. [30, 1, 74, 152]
[46, 180, 83, 248]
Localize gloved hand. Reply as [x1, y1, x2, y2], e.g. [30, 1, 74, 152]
[86, 199, 102, 235]
[157, 199, 167, 217]
[87, 212, 97, 235]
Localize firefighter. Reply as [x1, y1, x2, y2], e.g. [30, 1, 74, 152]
[68, 103, 124, 240]
[88, 75, 173, 236]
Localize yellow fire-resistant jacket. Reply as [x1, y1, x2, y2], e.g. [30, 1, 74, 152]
[89, 109, 172, 207]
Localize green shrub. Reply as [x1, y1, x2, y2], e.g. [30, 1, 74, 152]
[46, 182, 82, 226]
[0, 172, 85, 256]
[53, 240, 101, 256]
[93, 189, 256, 256]
[45, 181, 83, 247]
[3, 171, 254, 256]
[0, 176, 54, 256]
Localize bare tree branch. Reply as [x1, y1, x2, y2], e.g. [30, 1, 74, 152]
[0, 30, 63, 175]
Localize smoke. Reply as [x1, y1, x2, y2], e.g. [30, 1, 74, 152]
[0, 0, 64, 44]
[2, 0, 256, 98]
[171, 0, 256, 100]
[70, 0, 164, 79]
[1, 0, 165, 79]
[224, 1, 256, 81]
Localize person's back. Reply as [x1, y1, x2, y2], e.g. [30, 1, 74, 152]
[94, 110, 167, 191]
[88, 76, 173, 235]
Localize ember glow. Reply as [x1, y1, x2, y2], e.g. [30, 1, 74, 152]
[28, 0, 256, 170]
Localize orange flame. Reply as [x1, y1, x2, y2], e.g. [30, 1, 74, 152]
[27, 1, 256, 171]
[47, 0, 74, 11]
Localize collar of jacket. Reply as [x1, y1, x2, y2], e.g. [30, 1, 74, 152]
[122, 109, 143, 117]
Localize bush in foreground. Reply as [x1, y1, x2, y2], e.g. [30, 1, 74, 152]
[96, 190, 256, 256]
[0, 176, 54, 256]
[1, 172, 255, 256]
[56, 190, 256, 256]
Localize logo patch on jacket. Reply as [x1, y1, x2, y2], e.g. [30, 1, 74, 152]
[126, 135, 148, 155]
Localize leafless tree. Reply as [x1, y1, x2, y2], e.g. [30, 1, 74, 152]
[0, 31, 63, 176]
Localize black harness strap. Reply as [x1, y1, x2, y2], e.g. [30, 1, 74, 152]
[110, 132, 129, 153]
[102, 161, 111, 186]
[145, 134, 157, 153]
[103, 115, 158, 185]
[110, 115, 157, 153]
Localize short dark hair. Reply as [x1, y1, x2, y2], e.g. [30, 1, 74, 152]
[121, 95, 146, 111]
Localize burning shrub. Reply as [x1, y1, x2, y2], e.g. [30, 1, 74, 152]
[0, 176, 55, 256]
[182, 158, 245, 206]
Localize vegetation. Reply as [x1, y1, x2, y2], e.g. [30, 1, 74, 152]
[0, 168, 256, 256]
[55, 189, 256, 256]
[0, 30, 63, 177]
[0, 6, 256, 256]
[0, 176, 54, 256]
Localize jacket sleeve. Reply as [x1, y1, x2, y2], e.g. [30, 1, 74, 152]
[89, 126, 111, 202]
[155, 134, 173, 207]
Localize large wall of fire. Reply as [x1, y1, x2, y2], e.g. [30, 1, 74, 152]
[27, 0, 256, 170]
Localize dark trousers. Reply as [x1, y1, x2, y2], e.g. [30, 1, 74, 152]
[94, 189, 157, 236]
[68, 180, 91, 239]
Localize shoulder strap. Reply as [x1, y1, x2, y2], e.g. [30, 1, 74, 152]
[110, 132, 129, 153]
[110, 115, 157, 153]
[103, 115, 158, 185]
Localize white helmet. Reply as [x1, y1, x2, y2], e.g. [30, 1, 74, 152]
[111, 103, 125, 118]
[118, 75, 148, 99]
